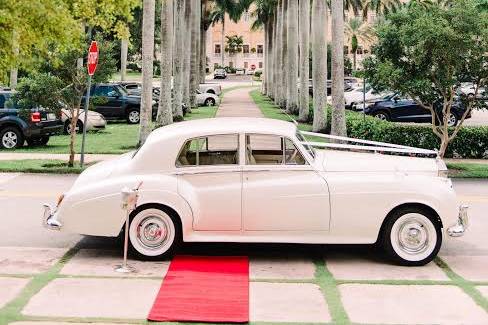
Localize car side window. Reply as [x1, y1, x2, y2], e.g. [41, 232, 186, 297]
[246, 134, 306, 165]
[0, 95, 5, 108]
[177, 134, 239, 167]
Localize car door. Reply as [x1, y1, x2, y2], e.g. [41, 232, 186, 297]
[92, 85, 123, 118]
[176, 133, 242, 231]
[242, 134, 330, 231]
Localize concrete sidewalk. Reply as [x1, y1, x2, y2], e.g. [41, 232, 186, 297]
[216, 86, 262, 118]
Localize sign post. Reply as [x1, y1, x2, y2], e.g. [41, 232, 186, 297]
[80, 41, 98, 168]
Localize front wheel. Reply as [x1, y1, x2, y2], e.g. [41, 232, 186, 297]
[374, 111, 390, 121]
[382, 207, 442, 266]
[0, 127, 24, 149]
[128, 207, 181, 260]
[204, 98, 216, 106]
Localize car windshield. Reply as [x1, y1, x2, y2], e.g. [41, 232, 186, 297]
[296, 130, 315, 160]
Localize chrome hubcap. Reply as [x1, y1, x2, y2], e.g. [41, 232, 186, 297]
[129, 111, 140, 123]
[376, 113, 387, 120]
[2, 131, 18, 148]
[137, 216, 169, 249]
[448, 114, 456, 126]
[397, 219, 429, 254]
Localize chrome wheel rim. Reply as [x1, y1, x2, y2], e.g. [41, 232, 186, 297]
[447, 114, 457, 127]
[129, 209, 175, 257]
[205, 99, 214, 106]
[129, 111, 140, 123]
[67, 123, 80, 134]
[375, 113, 387, 120]
[2, 131, 18, 149]
[390, 213, 437, 262]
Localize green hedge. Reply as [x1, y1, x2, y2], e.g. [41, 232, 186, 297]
[318, 109, 488, 159]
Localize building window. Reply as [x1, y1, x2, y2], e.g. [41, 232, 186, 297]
[244, 62, 248, 69]
[243, 45, 250, 54]
[214, 44, 221, 54]
[259, 62, 263, 69]
[357, 46, 363, 55]
[257, 45, 264, 54]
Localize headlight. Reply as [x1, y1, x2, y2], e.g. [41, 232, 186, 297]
[438, 169, 449, 178]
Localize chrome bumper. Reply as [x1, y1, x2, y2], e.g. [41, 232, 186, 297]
[447, 205, 469, 237]
[42, 204, 62, 231]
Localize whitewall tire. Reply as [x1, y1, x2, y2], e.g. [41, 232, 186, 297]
[382, 207, 442, 266]
[128, 207, 181, 260]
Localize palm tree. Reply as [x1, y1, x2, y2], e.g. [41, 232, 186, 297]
[311, 0, 327, 132]
[280, 0, 288, 108]
[201, 0, 211, 82]
[298, 0, 310, 122]
[189, 0, 200, 108]
[331, 0, 347, 136]
[157, 0, 173, 127]
[274, 0, 284, 105]
[139, 0, 156, 145]
[182, 0, 192, 110]
[286, 0, 299, 114]
[208, 0, 240, 67]
[362, 0, 400, 18]
[345, 17, 373, 71]
[120, 38, 129, 81]
[173, 0, 185, 120]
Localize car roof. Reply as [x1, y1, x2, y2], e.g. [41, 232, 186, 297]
[148, 117, 298, 143]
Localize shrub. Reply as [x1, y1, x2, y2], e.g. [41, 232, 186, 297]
[254, 71, 262, 78]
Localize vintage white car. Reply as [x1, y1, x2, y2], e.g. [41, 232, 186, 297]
[43, 118, 468, 265]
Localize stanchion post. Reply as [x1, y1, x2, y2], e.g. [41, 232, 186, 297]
[115, 182, 143, 273]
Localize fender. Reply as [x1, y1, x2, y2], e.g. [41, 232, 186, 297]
[0, 115, 28, 135]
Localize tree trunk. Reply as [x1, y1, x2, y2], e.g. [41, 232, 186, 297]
[331, 0, 347, 136]
[267, 20, 274, 98]
[221, 19, 225, 67]
[286, 0, 299, 114]
[263, 22, 269, 95]
[139, 0, 156, 145]
[311, 0, 327, 132]
[280, 0, 288, 109]
[182, 0, 192, 110]
[173, 0, 184, 120]
[189, 0, 199, 107]
[120, 38, 129, 81]
[298, 0, 310, 122]
[9, 29, 19, 89]
[200, 0, 207, 82]
[157, 0, 174, 127]
[274, 0, 283, 105]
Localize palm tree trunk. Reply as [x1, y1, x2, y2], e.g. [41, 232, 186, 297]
[221, 19, 225, 67]
[157, 0, 173, 127]
[182, 0, 192, 110]
[286, 0, 299, 114]
[280, 0, 288, 109]
[9, 29, 19, 89]
[189, 0, 199, 108]
[331, 0, 347, 136]
[298, 0, 310, 122]
[266, 20, 274, 98]
[120, 38, 129, 81]
[139, 0, 156, 145]
[200, 0, 207, 82]
[173, 0, 184, 119]
[311, 0, 327, 132]
[274, 0, 283, 105]
[263, 22, 269, 95]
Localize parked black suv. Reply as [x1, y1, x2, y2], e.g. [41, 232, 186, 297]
[85, 83, 157, 124]
[0, 91, 63, 149]
[364, 94, 471, 127]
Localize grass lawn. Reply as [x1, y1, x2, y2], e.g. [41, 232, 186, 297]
[8, 105, 218, 155]
[447, 162, 488, 178]
[0, 160, 93, 174]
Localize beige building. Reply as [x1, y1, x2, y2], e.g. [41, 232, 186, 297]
[206, 10, 377, 72]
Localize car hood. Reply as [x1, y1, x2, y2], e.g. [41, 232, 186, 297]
[317, 149, 439, 173]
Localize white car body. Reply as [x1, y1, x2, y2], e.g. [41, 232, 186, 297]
[195, 91, 220, 106]
[43, 118, 468, 264]
[198, 83, 222, 96]
[328, 86, 391, 110]
[458, 82, 486, 98]
[61, 109, 106, 133]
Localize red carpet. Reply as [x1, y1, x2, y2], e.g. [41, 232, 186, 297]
[148, 255, 249, 323]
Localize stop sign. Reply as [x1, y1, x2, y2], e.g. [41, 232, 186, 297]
[87, 41, 99, 76]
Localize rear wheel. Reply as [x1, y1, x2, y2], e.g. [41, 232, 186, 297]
[382, 207, 442, 266]
[374, 111, 390, 121]
[127, 109, 140, 124]
[447, 113, 458, 127]
[204, 98, 216, 106]
[128, 207, 181, 260]
[0, 127, 24, 149]
[64, 120, 83, 134]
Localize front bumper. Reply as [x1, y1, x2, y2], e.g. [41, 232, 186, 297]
[42, 204, 62, 231]
[447, 205, 469, 237]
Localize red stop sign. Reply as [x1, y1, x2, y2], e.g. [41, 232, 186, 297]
[87, 41, 99, 76]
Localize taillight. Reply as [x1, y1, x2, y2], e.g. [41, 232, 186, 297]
[31, 112, 41, 123]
